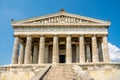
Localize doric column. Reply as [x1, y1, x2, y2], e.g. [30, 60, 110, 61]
[103, 35, 110, 62]
[92, 35, 99, 63]
[24, 35, 32, 64]
[33, 44, 39, 64]
[79, 35, 85, 63]
[18, 42, 25, 64]
[45, 44, 49, 63]
[98, 42, 103, 62]
[52, 35, 59, 64]
[66, 35, 72, 63]
[38, 35, 45, 64]
[76, 44, 79, 63]
[12, 36, 20, 64]
[86, 44, 91, 62]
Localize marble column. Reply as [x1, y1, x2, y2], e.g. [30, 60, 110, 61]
[98, 43, 103, 62]
[33, 44, 39, 64]
[38, 35, 45, 64]
[103, 35, 110, 62]
[92, 35, 99, 62]
[24, 35, 32, 64]
[79, 35, 85, 63]
[18, 42, 25, 64]
[66, 35, 72, 63]
[45, 44, 48, 63]
[12, 36, 19, 64]
[86, 44, 91, 62]
[76, 44, 79, 63]
[52, 35, 59, 64]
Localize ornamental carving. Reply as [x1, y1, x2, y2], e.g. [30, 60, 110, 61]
[27, 15, 96, 24]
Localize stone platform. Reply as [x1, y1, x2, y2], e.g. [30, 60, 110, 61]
[0, 63, 120, 80]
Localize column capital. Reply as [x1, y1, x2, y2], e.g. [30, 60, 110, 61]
[13, 34, 20, 38]
[102, 34, 108, 37]
[26, 34, 32, 37]
[92, 34, 97, 37]
[92, 35, 97, 40]
[79, 34, 84, 37]
[26, 35, 33, 39]
[53, 34, 58, 37]
[66, 34, 72, 37]
[40, 34, 45, 37]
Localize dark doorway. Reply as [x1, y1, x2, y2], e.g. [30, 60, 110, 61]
[59, 55, 65, 63]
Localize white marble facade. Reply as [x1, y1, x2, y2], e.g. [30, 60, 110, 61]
[11, 10, 110, 64]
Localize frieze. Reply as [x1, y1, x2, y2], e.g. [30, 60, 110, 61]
[26, 15, 96, 24]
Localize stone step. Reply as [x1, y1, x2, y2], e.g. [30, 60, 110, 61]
[42, 64, 82, 80]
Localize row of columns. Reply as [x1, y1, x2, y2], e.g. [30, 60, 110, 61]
[12, 34, 110, 64]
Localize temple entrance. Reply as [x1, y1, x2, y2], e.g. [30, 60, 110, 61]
[59, 55, 65, 63]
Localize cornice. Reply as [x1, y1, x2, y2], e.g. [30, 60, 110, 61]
[12, 23, 110, 28]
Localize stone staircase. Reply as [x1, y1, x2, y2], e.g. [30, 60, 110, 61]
[42, 64, 82, 80]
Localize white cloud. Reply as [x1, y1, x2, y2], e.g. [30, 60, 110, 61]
[108, 43, 120, 62]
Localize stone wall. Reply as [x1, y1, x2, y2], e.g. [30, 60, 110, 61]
[77, 63, 120, 80]
[0, 71, 34, 80]
[89, 69, 120, 80]
[0, 64, 50, 80]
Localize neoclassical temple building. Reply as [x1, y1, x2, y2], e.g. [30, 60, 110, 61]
[11, 9, 110, 64]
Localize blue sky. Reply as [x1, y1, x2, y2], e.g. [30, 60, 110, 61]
[0, 0, 120, 65]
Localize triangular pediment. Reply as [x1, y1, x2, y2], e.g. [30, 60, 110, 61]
[12, 10, 110, 26]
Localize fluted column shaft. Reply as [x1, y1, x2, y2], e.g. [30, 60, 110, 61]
[38, 35, 45, 64]
[12, 36, 19, 64]
[98, 43, 103, 62]
[52, 35, 59, 64]
[33, 45, 39, 64]
[86, 44, 91, 62]
[79, 35, 85, 63]
[45, 44, 48, 63]
[18, 43, 25, 64]
[103, 35, 110, 62]
[66, 35, 72, 63]
[24, 36, 32, 64]
[92, 35, 99, 62]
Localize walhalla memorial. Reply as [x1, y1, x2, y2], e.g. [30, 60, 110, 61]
[0, 9, 120, 80]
